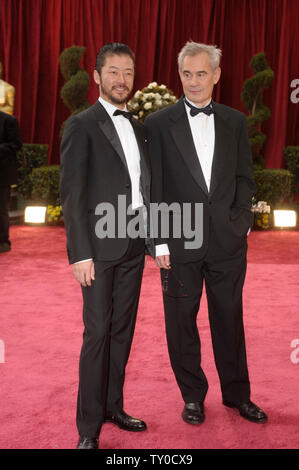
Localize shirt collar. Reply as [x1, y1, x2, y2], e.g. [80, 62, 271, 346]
[98, 96, 128, 118]
[184, 96, 212, 110]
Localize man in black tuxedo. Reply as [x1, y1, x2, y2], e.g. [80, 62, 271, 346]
[60, 43, 153, 449]
[145, 41, 267, 425]
[0, 111, 22, 253]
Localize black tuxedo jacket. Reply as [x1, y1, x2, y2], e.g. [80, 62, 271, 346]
[0, 111, 22, 186]
[60, 100, 154, 264]
[145, 97, 256, 263]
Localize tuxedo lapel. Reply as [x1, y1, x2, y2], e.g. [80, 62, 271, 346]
[170, 99, 209, 195]
[92, 101, 151, 207]
[209, 102, 233, 198]
[130, 118, 151, 186]
[92, 101, 129, 173]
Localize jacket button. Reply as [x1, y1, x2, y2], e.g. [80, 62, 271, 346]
[126, 183, 131, 188]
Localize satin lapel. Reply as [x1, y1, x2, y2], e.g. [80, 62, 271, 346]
[209, 103, 232, 198]
[92, 101, 129, 173]
[130, 118, 151, 184]
[170, 101, 208, 195]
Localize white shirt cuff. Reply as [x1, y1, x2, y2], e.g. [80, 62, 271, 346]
[74, 258, 93, 264]
[155, 244, 170, 257]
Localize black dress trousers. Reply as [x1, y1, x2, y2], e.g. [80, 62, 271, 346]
[161, 223, 251, 406]
[76, 237, 145, 438]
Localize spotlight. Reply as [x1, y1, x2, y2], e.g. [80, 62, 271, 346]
[24, 206, 47, 224]
[273, 210, 297, 228]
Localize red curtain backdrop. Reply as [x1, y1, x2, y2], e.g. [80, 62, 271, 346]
[0, 0, 298, 166]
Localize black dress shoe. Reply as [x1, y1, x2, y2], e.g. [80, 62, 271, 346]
[76, 436, 99, 449]
[223, 400, 268, 423]
[105, 410, 147, 432]
[182, 402, 205, 425]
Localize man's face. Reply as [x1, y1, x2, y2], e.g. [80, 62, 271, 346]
[179, 52, 221, 107]
[94, 54, 134, 108]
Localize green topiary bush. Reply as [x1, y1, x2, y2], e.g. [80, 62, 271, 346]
[241, 53, 274, 169]
[16, 144, 49, 200]
[59, 45, 90, 135]
[254, 169, 293, 207]
[284, 146, 299, 194]
[30, 165, 60, 206]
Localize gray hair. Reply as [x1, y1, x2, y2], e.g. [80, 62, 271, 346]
[178, 41, 222, 71]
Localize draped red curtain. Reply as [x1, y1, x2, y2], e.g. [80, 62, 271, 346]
[0, 0, 298, 167]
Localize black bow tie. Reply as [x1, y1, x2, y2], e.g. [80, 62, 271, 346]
[184, 99, 214, 116]
[113, 109, 134, 120]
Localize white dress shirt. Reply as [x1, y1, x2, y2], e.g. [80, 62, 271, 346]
[99, 96, 144, 210]
[75, 96, 144, 264]
[155, 99, 215, 258]
[185, 99, 215, 191]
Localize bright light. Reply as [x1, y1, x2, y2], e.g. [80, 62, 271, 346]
[273, 210, 297, 228]
[24, 206, 47, 224]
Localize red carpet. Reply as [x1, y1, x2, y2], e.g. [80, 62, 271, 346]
[0, 226, 299, 449]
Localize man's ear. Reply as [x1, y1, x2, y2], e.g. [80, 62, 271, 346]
[94, 69, 100, 86]
[213, 67, 221, 85]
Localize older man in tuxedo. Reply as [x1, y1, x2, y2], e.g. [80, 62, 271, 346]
[60, 43, 153, 449]
[0, 111, 22, 253]
[145, 41, 267, 425]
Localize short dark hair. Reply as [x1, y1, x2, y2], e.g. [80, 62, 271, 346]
[95, 43, 135, 74]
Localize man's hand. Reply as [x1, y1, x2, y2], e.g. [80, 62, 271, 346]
[155, 254, 171, 269]
[72, 260, 95, 287]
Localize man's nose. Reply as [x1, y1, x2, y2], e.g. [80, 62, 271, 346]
[189, 75, 200, 86]
[117, 72, 126, 83]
